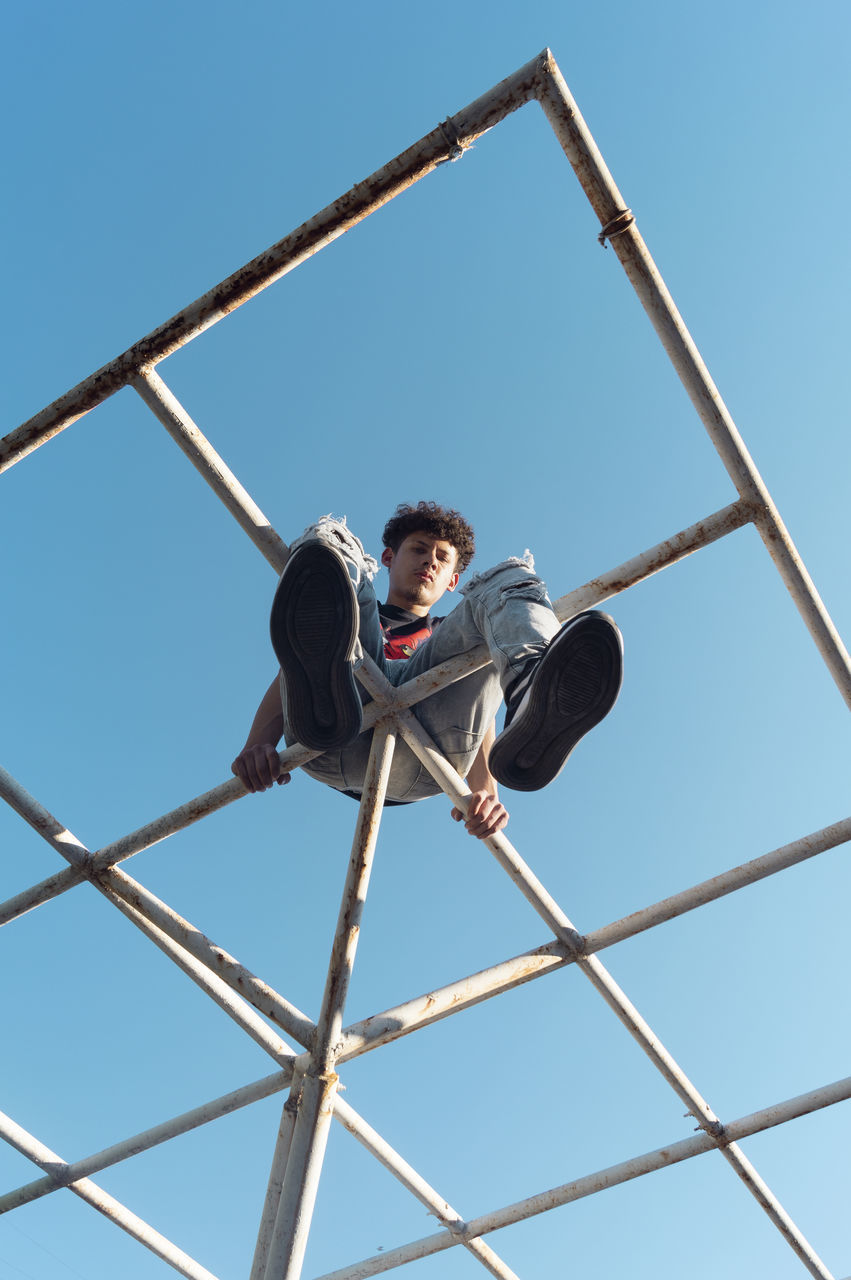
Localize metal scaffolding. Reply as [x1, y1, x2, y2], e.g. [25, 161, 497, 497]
[1, 49, 848, 1280]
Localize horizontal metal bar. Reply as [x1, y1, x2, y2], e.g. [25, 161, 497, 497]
[586, 815, 851, 951]
[9, 812, 845, 1221]
[388, 498, 756, 715]
[0, 701, 392, 926]
[550, 498, 755, 617]
[132, 370, 289, 573]
[338, 814, 849, 1061]
[337, 941, 570, 1062]
[0, 495, 756, 929]
[0, 1070, 290, 1214]
[0, 53, 547, 474]
[312, 1075, 851, 1280]
[0, 1110, 221, 1280]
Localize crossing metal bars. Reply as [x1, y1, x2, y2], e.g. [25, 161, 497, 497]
[2, 48, 849, 1280]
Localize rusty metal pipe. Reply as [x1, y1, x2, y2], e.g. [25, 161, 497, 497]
[0, 56, 547, 474]
[534, 56, 851, 708]
[0, 496, 758, 928]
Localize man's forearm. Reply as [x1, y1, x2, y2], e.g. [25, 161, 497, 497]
[242, 675, 284, 750]
[466, 721, 498, 796]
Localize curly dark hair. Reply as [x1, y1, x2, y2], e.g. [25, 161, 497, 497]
[382, 501, 476, 573]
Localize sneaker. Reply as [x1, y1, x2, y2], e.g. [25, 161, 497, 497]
[269, 543, 362, 751]
[489, 611, 623, 792]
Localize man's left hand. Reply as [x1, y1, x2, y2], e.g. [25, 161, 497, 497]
[451, 790, 509, 840]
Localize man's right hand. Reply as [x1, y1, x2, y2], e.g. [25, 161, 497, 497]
[231, 744, 291, 793]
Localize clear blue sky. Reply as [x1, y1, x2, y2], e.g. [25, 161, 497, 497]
[2, 2, 849, 1278]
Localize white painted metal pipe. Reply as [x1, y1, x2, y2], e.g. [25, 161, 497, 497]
[386, 498, 756, 720]
[251, 1087, 300, 1280]
[0, 704, 388, 926]
[394, 709, 833, 1276]
[0, 1111, 222, 1280]
[0, 764, 316, 1045]
[585, 815, 851, 951]
[338, 815, 850, 1061]
[0, 495, 766, 930]
[132, 369, 290, 573]
[534, 55, 851, 708]
[311, 1076, 851, 1280]
[0, 1070, 290, 1214]
[98, 877, 299, 1068]
[396, 710, 584, 952]
[264, 1070, 340, 1280]
[262, 728, 396, 1280]
[103, 864, 315, 1045]
[333, 1095, 522, 1280]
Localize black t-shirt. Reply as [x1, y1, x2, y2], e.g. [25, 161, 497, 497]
[379, 602, 442, 660]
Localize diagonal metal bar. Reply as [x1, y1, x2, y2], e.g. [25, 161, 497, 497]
[3, 871, 522, 1280]
[0, 1110, 221, 1280]
[1, 47, 847, 1280]
[132, 368, 290, 572]
[312, 1076, 851, 1280]
[394, 708, 834, 1279]
[0, 765, 315, 1044]
[337, 814, 850, 1062]
[533, 57, 851, 707]
[332, 1094, 521, 1280]
[0, 496, 761, 930]
[0, 53, 545, 472]
[0, 1070, 291, 1213]
[103, 864, 315, 1044]
[0, 702, 389, 924]
[4, 728, 840, 1275]
[95, 876, 300, 1067]
[5, 812, 846, 1222]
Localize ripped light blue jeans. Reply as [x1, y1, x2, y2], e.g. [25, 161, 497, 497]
[283, 517, 561, 803]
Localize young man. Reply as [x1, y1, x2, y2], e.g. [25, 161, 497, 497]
[231, 502, 623, 840]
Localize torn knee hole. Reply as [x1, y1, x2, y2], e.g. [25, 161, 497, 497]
[498, 581, 549, 604]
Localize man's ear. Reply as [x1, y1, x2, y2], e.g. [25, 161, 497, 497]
[380, 547, 394, 569]
[446, 572, 459, 593]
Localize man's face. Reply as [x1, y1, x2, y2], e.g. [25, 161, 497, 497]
[381, 532, 459, 614]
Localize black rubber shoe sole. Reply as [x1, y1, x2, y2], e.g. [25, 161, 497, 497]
[269, 543, 362, 751]
[489, 612, 623, 792]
